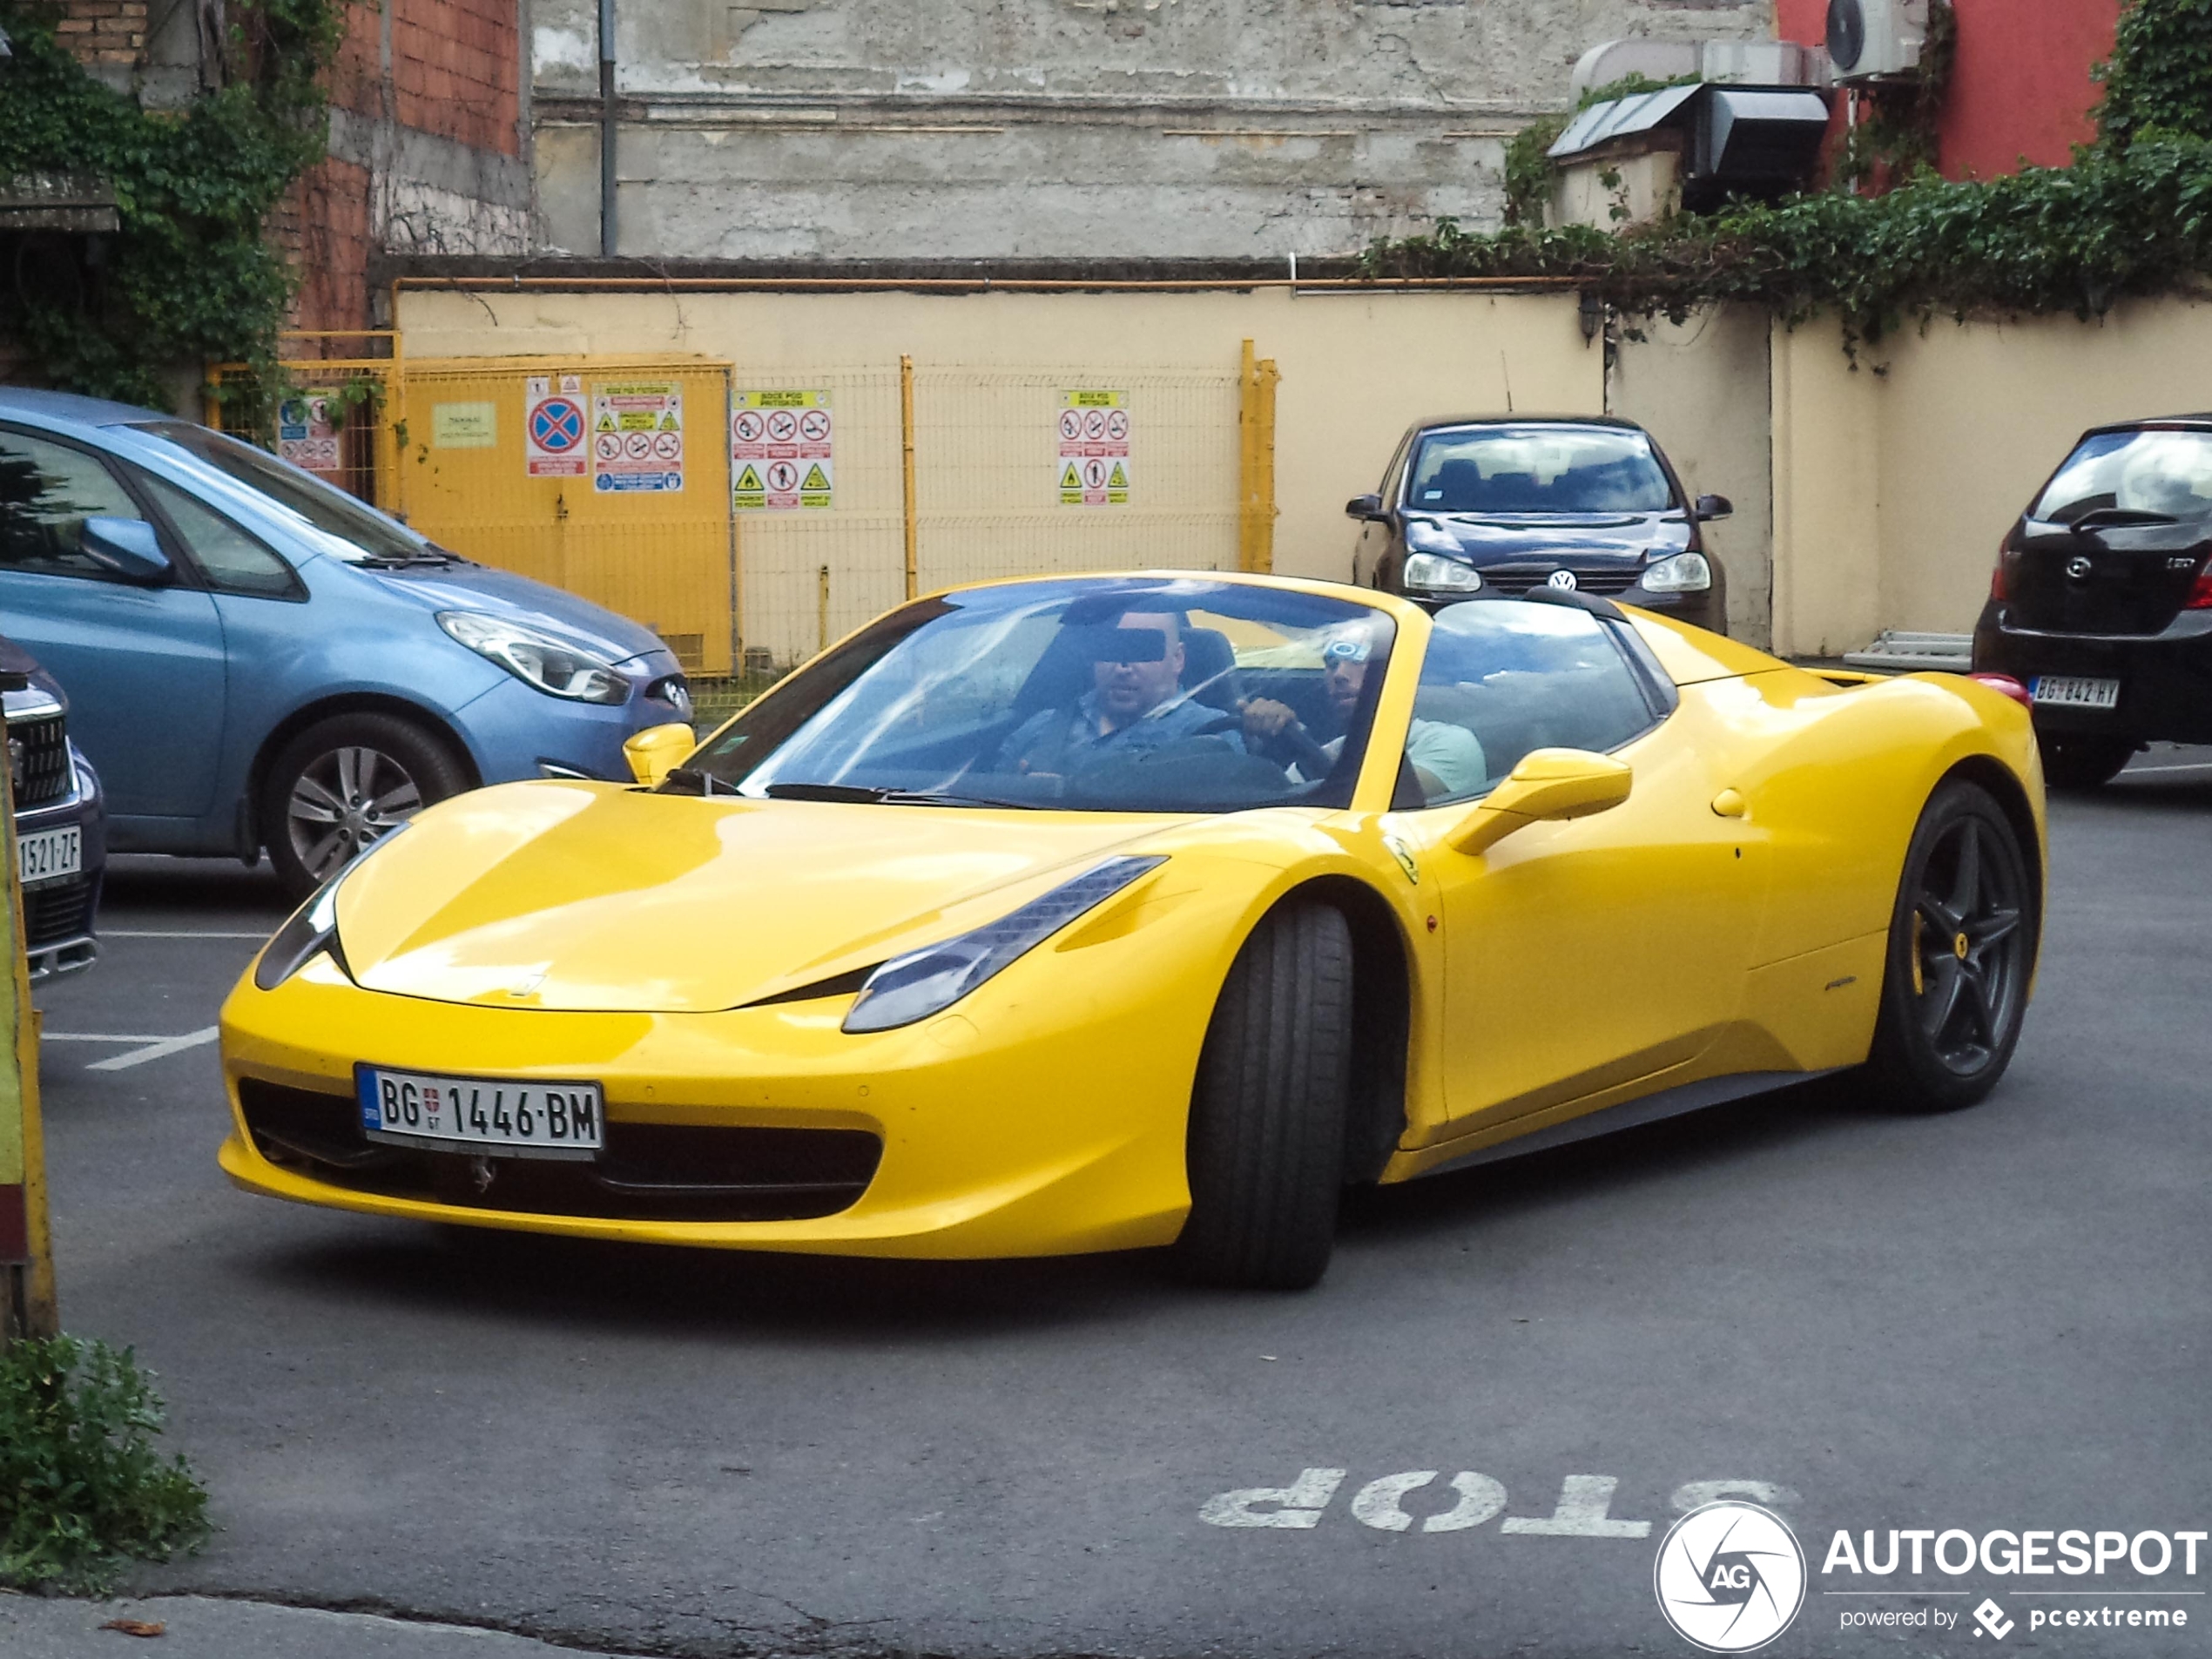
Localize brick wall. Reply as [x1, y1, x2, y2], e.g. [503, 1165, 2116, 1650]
[272, 158, 374, 335]
[52, 0, 147, 69]
[394, 0, 520, 158]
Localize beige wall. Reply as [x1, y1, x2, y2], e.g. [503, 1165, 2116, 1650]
[1770, 295, 2212, 656]
[1608, 304, 1773, 647]
[397, 285, 1605, 590]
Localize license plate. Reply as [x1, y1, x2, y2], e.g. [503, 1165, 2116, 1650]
[356, 1066, 604, 1160]
[17, 826, 81, 887]
[2031, 675, 2121, 711]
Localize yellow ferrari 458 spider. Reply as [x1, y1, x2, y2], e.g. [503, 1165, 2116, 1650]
[219, 573, 2045, 1288]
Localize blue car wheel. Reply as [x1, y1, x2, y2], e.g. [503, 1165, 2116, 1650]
[260, 711, 470, 899]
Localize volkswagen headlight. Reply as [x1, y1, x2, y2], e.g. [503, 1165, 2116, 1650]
[843, 856, 1166, 1034]
[253, 826, 408, 991]
[438, 611, 630, 705]
[1641, 551, 1712, 593]
[1402, 552, 1483, 593]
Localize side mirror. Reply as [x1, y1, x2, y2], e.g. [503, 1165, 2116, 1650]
[1694, 494, 1734, 523]
[1345, 494, 1386, 522]
[623, 722, 697, 787]
[80, 516, 172, 582]
[1448, 748, 1633, 854]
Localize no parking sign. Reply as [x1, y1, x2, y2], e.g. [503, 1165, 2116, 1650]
[524, 375, 587, 478]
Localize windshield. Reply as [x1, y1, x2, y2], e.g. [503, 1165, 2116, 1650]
[126, 421, 441, 563]
[685, 578, 1398, 813]
[1405, 425, 1674, 516]
[2033, 428, 2212, 523]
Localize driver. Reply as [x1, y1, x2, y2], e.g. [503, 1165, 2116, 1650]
[1240, 633, 1484, 802]
[999, 610, 1244, 776]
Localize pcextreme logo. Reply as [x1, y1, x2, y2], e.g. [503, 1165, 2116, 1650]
[1654, 1501, 1808, 1653]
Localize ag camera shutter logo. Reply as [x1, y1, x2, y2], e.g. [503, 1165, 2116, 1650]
[1654, 1501, 1807, 1652]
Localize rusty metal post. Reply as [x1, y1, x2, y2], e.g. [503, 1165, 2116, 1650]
[1, 683, 58, 1342]
[1238, 340, 1280, 575]
[900, 354, 919, 602]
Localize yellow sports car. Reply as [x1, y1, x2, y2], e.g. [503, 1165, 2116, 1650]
[219, 573, 2045, 1288]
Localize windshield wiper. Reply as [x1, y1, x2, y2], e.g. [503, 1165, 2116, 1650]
[763, 781, 1040, 809]
[661, 767, 731, 796]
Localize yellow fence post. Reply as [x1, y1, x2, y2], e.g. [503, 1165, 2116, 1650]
[817, 563, 831, 656]
[1238, 341, 1280, 575]
[900, 354, 920, 602]
[1, 705, 58, 1343]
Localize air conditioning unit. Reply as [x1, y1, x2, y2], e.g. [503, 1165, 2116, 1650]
[1825, 0, 1929, 80]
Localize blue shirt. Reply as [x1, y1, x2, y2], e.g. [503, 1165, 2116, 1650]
[1000, 688, 1244, 774]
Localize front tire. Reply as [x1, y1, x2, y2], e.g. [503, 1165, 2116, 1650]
[260, 713, 469, 900]
[2037, 732, 2134, 792]
[1865, 779, 2036, 1113]
[1173, 901, 1354, 1291]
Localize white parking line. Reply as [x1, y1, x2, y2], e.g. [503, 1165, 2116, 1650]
[44, 1028, 220, 1070]
[101, 929, 272, 940]
[2126, 761, 2212, 775]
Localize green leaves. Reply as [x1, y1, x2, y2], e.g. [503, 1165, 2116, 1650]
[0, 1, 338, 404]
[2099, 0, 2212, 152]
[0, 1336, 211, 1594]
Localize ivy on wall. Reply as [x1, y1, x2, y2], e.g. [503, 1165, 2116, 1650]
[0, 0, 341, 408]
[1367, 0, 2212, 354]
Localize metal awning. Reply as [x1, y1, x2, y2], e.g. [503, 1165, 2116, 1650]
[1548, 85, 1703, 162]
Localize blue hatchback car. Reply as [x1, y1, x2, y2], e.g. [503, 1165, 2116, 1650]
[0, 388, 693, 897]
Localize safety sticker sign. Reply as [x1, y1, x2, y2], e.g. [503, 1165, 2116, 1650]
[276, 393, 342, 473]
[733, 389, 832, 510]
[524, 374, 587, 478]
[1058, 389, 1130, 506]
[591, 381, 685, 494]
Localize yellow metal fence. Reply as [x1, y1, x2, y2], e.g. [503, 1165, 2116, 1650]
[208, 339, 1279, 685]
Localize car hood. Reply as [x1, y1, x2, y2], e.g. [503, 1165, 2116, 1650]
[353, 562, 668, 665]
[1416, 514, 1692, 565]
[334, 783, 1192, 1014]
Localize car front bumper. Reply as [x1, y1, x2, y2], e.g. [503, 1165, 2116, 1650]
[1973, 605, 2212, 744]
[16, 745, 105, 981]
[217, 932, 1213, 1259]
[450, 649, 695, 785]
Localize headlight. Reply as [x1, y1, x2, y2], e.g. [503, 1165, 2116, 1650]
[438, 611, 630, 705]
[1641, 551, 1712, 593]
[252, 827, 406, 991]
[1402, 552, 1483, 593]
[842, 856, 1166, 1034]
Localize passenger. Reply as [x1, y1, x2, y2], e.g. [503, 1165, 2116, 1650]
[1000, 610, 1244, 776]
[1241, 634, 1484, 801]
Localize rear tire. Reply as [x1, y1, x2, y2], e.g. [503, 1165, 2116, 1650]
[2037, 732, 2134, 792]
[1865, 779, 2036, 1113]
[261, 713, 469, 900]
[1173, 901, 1354, 1291]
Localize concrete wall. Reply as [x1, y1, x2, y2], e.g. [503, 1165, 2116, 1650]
[1769, 296, 2212, 658]
[529, 0, 1770, 260]
[1608, 305, 1773, 648]
[395, 283, 1603, 584]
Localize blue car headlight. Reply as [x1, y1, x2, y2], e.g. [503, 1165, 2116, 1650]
[438, 611, 630, 705]
[253, 826, 408, 991]
[842, 856, 1167, 1034]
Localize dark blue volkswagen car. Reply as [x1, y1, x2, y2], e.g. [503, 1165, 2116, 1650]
[0, 389, 693, 897]
[4, 634, 105, 980]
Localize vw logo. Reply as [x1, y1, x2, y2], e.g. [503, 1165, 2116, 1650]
[1547, 570, 1580, 590]
[2067, 556, 2094, 579]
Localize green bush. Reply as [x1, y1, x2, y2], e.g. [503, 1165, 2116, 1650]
[0, 1336, 211, 1593]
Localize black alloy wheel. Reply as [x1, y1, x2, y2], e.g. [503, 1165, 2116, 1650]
[1173, 900, 1354, 1290]
[1866, 780, 2036, 1112]
[260, 712, 469, 900]
[2037, 732, 2136, 792]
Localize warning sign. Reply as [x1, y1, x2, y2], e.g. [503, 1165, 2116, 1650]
[590, 382, 685, 494]
[1058, 388, 1130, 506]
[733, 389, 833, 510]
[524, 374, 587, 478]
[276, 393, 343, 474]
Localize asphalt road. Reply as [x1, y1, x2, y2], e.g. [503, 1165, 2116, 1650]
[25, 745, 2212, 1658]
